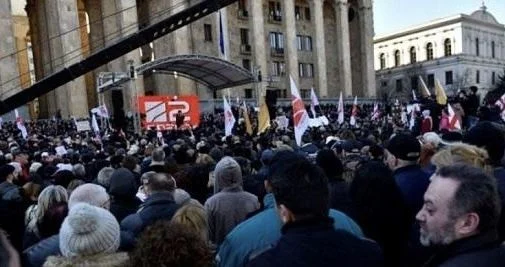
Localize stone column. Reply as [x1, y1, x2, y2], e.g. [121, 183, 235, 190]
[359, 0, 375, 97]
[150, 0, 176, 96]
[26, 0, 88, 118]
[334, 0, 352, 97]
[282, 0, 299, 87]
[170, 0, 196, 96]
[311, 0, 328, 98]
[0, 0, 20, 101]
[101, 0, 144, 112]
[249, 0, 268, 97]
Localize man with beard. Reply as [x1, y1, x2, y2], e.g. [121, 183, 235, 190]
[416, 164, 505, 267]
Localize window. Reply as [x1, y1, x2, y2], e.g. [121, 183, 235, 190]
[305, 36, 312, 51]
[396, 79, 403, 92]
[381, 81, 388, 87]
[476, 70, 480, 84]
[295, 6, 301, 20]
[298, 63, 314, 78]
[444, 38, 451, 56]
[238, 0, 247, 11]
[240, 28, 249, 45]
[411, 76, 418, 90]
[297, 35, 312, 51]
[410, 47, 416, 63]
[300, 89, 310, 99]
[269, 32, 284, 49]
[305, 7, 311, 21]
[379, 53, 385, 69]
[445, 71, 453, 85]
[426, 43, 433, 60]
[269, 2, 282, 22]
[242, 59, 251, 71]
[427, 74, 435, 88]
[204, 24, 212, 42]
[271, 61, 285, 76]
[476, 38, 479, 56]
[492, 41, 495, 58]
[245, 89, 253, 98]
[492, 72, 496, 84]
[394, 50, 401, 67]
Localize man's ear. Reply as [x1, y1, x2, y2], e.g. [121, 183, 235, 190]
[455, 212, 480, 236]
[278, 204, 294, 224]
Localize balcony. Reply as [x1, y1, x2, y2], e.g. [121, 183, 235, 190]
[240, 44, 252, 55]
[268, 12, 282, 23]
[271, 47, 284, 57]
[237, 9, 249, 20]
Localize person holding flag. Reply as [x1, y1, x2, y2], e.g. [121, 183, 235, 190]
[290, 76, 309, 146]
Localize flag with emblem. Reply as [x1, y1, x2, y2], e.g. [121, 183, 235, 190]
[290, 76, 309, 146]
[223, 95, 235, 136]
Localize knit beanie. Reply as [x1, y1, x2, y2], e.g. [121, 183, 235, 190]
[59, 203, 120, 257]
[214, 156, 242, 193]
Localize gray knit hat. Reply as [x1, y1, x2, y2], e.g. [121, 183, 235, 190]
[59, 203, 120, 257]
[214, 156, 242, 193]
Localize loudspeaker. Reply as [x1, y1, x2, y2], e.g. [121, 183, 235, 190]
[265, 90, 278, 118]
[111, 89, 126, 129]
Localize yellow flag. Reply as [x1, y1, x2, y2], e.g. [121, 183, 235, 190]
[242, 102, 253, 135]
[258, 96, 270, 134]
[435, 79, 447, 105]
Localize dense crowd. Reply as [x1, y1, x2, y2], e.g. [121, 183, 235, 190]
[0, 88, 504, 267]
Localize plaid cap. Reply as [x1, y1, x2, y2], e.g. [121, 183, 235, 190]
[385, 134, 421, 161]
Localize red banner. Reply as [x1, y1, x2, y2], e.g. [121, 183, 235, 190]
[138, 95, 200, 130]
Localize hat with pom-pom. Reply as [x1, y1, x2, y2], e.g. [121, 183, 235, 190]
[59, 203, 120, 257]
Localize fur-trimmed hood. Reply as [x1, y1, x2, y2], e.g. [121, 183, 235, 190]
[43, 252, 129, 267]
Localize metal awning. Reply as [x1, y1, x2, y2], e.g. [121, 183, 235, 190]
[137, 54, 256, 90]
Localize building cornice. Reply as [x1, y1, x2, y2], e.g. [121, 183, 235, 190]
[374, 14, 505, 43]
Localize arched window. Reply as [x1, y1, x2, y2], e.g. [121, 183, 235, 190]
[444, 38, 452, 56]
[394, 50, 401, 67]
[426, 42, 434, 60]
[410, 47, 417, 63]
[491, 41, 495, 58]
[379, 53, 385, 69]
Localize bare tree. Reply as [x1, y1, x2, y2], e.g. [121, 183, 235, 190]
[377, 63, 426, 103]
[451, 68, 471, 96]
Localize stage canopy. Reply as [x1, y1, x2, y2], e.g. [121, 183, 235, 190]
[137, 54, 256, 90]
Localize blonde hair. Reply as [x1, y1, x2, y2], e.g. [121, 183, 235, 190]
[431, 143, 490, 172]
[27, 185, 68, 233]
[196, 154, 215, 165]
[171, 203, 208, 242]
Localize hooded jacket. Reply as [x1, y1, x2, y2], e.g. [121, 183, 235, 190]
[108, 168, 142, 222]
[205, 157, 260, 245]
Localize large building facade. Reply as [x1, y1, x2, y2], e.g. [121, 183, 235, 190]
[374, 5, 505, 101]
[0, 0, 376, 118]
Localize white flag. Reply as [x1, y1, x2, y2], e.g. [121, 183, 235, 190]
[350, 96, 358, 126]
[448, 104, 461, 130]
[310, 87, 319, 118]
[371, 103, 380, 120]
[0, 117, 3, 130]
[412, 90, 417, 101]
[14, 109, 28, 139]
[223, 95, 236, 136]
[91, 105, 110, 118]
[91, 113, 100, 135]
[290, 76, 309, 146]
[337, 91, 344, 124]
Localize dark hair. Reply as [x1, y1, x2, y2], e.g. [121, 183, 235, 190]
[350, 161, 410, 265]
[437, 164, 501, 232]
[316, 149, 343, 181]
[38, 202, 68, 239]
[148, 173, 175, 193]
[122, 155, 138, 172]
[129, 221, 212, 267]
[269, 151, 329, 219]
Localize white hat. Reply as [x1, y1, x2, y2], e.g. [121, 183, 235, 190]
[59, 203, 120, 257]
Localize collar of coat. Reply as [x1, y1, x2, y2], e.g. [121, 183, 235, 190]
[281, 216, 334, 235]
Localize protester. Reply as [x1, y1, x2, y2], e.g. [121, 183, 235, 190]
[205, 156, 259, 245]
[128, 221, 213, 267]
[0, 164, 26, 251]
[417, 164, 505, 266]
[43, 203, 128, 267]
[108, 168, 142, 222]
[246, 152, 382, 267]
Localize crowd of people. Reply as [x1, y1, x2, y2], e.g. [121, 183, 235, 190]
[0, 88, 504, 266]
